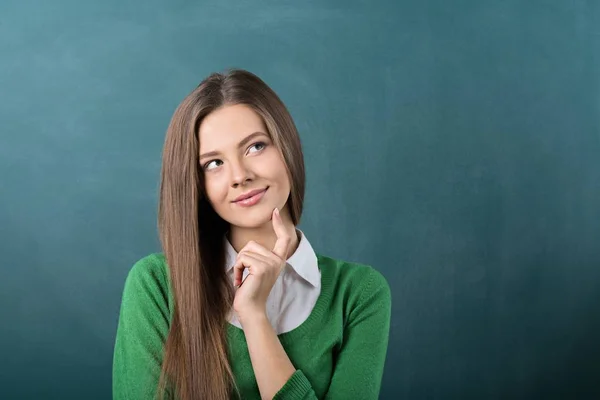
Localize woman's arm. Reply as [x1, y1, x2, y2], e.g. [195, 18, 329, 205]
[239, 312, 298, 399]
[320, 269, 391, 398]
[113, 255, 171, 400]
[232, 209, 391, 399]
[242, 269, 392, 400]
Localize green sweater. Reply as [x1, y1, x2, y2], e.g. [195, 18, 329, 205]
[113, 252, 391, 399]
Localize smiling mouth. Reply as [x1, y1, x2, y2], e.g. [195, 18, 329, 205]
[233, 187, 268, 207]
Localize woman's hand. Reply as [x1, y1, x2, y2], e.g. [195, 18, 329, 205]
[232, 207, 291, 322]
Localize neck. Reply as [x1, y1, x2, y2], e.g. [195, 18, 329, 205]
[228, 207, 300, 260]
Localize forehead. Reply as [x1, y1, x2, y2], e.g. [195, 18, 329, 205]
[198, 104, 267, 150]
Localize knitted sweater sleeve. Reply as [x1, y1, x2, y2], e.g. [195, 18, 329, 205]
[112, 255, 171, 400]
[274, 267, 392, 400]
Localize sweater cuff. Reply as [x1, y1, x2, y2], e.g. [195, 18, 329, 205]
[273, 369, 312, 399]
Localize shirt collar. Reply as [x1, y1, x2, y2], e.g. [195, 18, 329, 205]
[224, 229, 320, 288]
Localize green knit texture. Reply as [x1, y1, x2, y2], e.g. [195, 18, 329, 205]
[113, 252, 391, 399]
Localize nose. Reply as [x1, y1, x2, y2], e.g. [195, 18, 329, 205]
[230, 157, 253, 188]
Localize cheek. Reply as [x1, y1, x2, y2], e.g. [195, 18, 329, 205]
[277, 168, 291, 188]
[272, 164, 291, 194]
[264, 151, 289, 181]
[204, 177, 228, 207]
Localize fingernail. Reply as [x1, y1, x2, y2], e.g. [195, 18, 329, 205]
[275, 208, 280, 217]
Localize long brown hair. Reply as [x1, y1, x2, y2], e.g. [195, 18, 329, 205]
[157, 69, 306, 399]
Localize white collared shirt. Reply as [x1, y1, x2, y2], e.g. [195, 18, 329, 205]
[224, 230, 321, 334]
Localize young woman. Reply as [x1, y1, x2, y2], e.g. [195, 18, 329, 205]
[112, 69, 392, 400]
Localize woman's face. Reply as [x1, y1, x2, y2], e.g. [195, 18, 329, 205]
[198, 103, 291, 229]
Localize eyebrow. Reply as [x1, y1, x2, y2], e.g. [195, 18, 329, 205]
[199, 131, 269, 160]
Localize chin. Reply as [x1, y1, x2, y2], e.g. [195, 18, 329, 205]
[228, 205, 274, 229]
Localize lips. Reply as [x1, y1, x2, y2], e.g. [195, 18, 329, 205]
[233, 188, 268, 203]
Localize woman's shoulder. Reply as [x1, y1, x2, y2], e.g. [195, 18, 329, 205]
[122, 253, 170, 299]
[127, 252, 168, 278]
[316, 253, 391, 303]
[117, 253, 174, 321]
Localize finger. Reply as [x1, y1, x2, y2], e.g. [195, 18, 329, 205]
[233, 252, 252, 287]
[232, 251, 269, 286]
[271, 208, 291, 260]
[236, 250, 271, 267]
[239, 240, 274, 260]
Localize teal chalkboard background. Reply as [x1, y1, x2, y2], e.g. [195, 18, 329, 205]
[1, 1, 599, 398]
